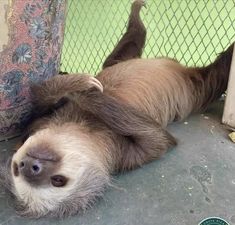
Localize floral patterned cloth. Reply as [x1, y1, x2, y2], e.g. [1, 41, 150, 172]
[0, 0, 66, 139]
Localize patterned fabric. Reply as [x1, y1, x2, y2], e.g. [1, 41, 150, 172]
[0, 0, 67, 139]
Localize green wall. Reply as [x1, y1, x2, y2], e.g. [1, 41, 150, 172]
[61, 0, 235, 75]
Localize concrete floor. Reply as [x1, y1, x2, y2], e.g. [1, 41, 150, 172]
[0, 101, 235, 225]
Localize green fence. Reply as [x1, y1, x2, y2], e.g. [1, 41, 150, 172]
[60, 0, 235, 75]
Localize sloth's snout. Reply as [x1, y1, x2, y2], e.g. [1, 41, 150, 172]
[12, 145, 61, 185]
[19, 157, 43, 178]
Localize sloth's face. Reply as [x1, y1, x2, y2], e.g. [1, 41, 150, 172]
[10, 124, 110, 218]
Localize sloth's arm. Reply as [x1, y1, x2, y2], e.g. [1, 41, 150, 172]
[30, 74, 102, 117]
[31, 74, 102, 107]
[69, 90, 177, 170]
[102, 0, 146, 69]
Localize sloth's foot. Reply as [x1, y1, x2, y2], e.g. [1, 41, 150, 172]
[132, 0, 146, 7]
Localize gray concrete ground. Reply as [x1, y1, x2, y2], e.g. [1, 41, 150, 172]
[0, 101, 235, 225]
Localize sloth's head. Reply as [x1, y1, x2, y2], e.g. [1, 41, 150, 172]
[9, 124, 111, 218]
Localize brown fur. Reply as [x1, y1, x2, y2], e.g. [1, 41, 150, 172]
[30, 42, 233, 171]
[98, 44, 233, 127]
[1, 0, 233, 218]
[102, 0, 146, 68]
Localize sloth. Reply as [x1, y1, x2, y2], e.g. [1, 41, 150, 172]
[0, 0, 234, 218]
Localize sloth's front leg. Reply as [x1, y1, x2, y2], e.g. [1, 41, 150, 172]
[68, 89, 177, 171]
[30, 74, 103, 117]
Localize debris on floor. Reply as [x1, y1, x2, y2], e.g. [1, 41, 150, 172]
[228, 132, 235, 143]
[210, 125, 215, 134]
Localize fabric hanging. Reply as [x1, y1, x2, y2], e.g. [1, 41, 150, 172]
[0, 0, 67, 140]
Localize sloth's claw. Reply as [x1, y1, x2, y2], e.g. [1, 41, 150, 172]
[133, 0, 146, 7]
[72, 73, 104, 93]
[89, 77, 103, 93]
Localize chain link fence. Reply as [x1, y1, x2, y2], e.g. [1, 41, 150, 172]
[60, 0, 235, 75]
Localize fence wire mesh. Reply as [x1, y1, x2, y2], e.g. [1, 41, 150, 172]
[60, 0, 235, 75]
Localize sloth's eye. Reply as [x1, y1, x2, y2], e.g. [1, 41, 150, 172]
[51, 175, 68, 187]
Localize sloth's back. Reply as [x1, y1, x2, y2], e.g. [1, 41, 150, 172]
[97, 58, 197, 126]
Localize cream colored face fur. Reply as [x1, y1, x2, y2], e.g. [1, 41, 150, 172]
[11, 124, 110, 217]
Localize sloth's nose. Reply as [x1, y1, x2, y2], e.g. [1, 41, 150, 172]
[19, 157, 42, 178]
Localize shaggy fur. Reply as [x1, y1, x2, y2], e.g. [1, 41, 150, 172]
[0, 0, 233, 218]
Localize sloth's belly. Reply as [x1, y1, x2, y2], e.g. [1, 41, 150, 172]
[97, 58, 195, 126]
